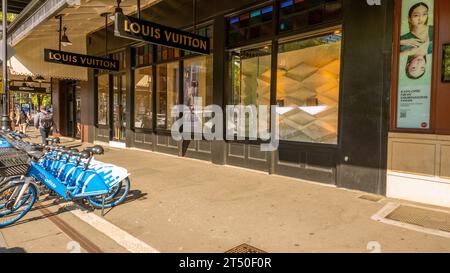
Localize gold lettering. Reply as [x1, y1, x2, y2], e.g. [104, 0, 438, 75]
[54, 53, 61, 61]
[130, 22, 141, 34]
[192, 38, 200, 48]
[164, 31, 172, 42]
[155, 28, 161, 39]
[172, 33, 180, 43]
[124, 20, 131, 32]
[200, 40, 207, 51]
[73, 56, 78, 63]
[186, 36, 193, 47]
[142, 25, 150, 36]
[80, 57, 86, 64]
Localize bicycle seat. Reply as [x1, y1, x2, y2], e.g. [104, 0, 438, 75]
[68, 149, 80, 156]
[84, 145, 104, 155]
[47, 137, 61, 144]
[79, 151, 91, 160]
[91, 146, 104, 155]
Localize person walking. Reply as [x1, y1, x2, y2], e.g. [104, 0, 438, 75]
[16, 109, 30, 134]
[34, 106, 54, 144]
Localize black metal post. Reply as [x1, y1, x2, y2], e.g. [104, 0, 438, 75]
[100, 13, 109, 57]
[137, 0, 141, 19]
[57, 15, 62, 51]
[1, 0, 11, 130]
[193, 0, 197, 33]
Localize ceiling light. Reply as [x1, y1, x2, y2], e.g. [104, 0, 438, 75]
[61, 26, 72, 47]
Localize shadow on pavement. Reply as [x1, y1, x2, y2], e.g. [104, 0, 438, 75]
[5, 205, 69, 229]
[0, 247, 26, 253]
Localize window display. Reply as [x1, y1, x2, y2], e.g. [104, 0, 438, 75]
[97, 74, 109, 126]
[230, 45, 272, 138]
[183, 55, 213, 129]
[156, 61, 180, 129]
[135, 67, 153, 129]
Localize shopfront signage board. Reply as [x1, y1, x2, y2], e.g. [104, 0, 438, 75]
[114, 13, 210, 55]
[9, 85, 47, 93]
[44, 49, 119, 71]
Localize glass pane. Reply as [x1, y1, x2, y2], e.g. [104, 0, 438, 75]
[135, 45, 153, 66]
[156, 62, 180, 129]
[97, 74, 109, 125]
[279, 0, 343, 33]
[277, 31, 342, 144]
[228, 5, 273, 46]
[113, 76, 120, 140]
[121, 74, 127, 140]
[229, 45, 271, 138]
[135, 67, 153, 129]
[112, 51, 127, 70]
[113, 75, 127, 141]
[157, 46, 180, 63]
[183, 55, 214, 131]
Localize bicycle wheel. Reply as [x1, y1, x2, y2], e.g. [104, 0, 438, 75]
[0, 183, 37, 228]
[87, 178, 130, 209]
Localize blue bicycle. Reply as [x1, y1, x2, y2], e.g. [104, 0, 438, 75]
[0, 131, 131, 228]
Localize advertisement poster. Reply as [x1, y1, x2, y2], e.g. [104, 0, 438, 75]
[397, 0, 434, 129]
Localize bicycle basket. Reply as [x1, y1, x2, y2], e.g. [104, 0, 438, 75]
[0, 150, 30, 178]
[0, 147, 19, 155]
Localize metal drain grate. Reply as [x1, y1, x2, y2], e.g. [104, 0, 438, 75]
[386, 205, 450, 233]
[225, 244, 266, 253]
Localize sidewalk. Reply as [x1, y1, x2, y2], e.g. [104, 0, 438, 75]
[89, 148, 450, 253]
[2, 130, 450, 252]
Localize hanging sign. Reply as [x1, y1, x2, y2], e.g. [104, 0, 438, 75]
[44, 49, 119, 71]
[9, 85, 47, 93]
[114, 13, 210, 55]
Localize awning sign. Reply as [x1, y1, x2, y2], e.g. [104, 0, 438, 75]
[44, 49, 119, 71]
[114, 13, 210, 55]
[9, 85, 47, 93]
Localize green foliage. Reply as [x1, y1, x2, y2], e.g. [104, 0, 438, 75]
[0, 13, 18, 23]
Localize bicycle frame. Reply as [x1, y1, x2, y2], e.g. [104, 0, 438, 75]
[27, 162, 110, 200]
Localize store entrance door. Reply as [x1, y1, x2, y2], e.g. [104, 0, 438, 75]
[66, 82, 81, 139]
[111, 74, 127, 144]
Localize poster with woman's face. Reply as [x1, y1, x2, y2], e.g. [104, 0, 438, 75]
[397, 0, 434, 129]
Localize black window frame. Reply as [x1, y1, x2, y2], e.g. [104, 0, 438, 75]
[224, 0, 343, 147]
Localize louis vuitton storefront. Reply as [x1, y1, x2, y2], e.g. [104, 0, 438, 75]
[84, 0, 394, 195]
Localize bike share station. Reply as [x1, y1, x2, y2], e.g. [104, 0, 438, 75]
[0, 131, 131, 228]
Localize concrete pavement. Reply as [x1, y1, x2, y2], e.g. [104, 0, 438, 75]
[88, 147, 450, 253]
